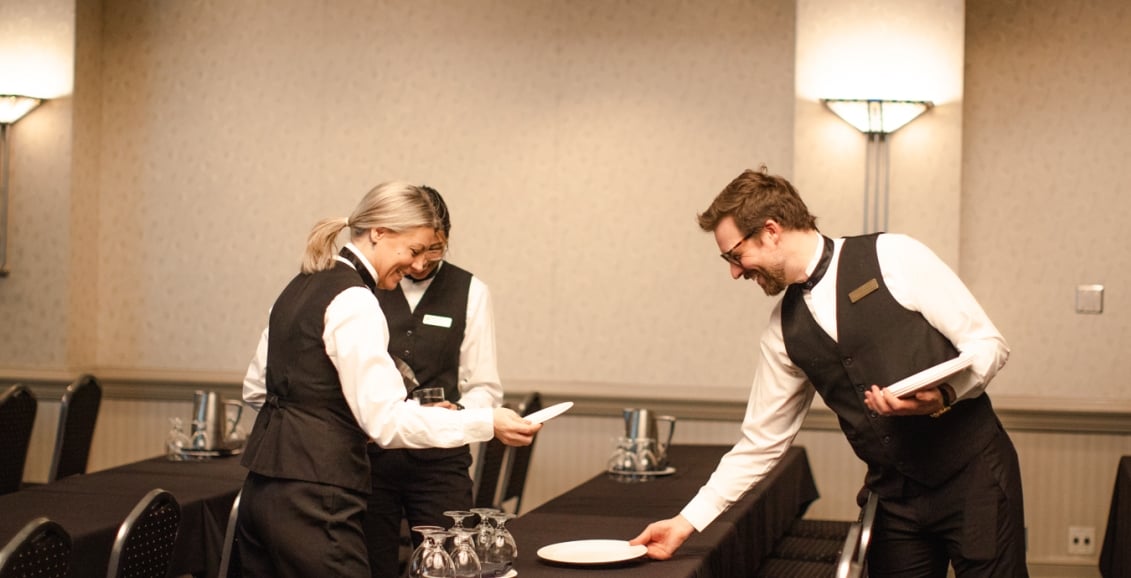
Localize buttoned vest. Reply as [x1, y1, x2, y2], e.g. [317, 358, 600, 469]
[377, 263, 472, 403]
[781, 234, 1000, 496]
[241, 262, 372, 493]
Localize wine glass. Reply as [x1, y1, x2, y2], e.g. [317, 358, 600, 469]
[469, 507, 499, 561]
[447, 527, 481, 578]
[481, 512, 517, 577]
[408, 526, 454, 578]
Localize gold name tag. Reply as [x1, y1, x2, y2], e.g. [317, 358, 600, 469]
[849, 278, 880, 303]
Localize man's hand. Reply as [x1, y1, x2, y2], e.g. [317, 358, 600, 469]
[629, 515, 695, 560]
[864, 384, 947, 416]
[492, 407, 542, 447]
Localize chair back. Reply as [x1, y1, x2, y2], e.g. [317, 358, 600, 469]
[472, 437, 507, 509]
[0, 384, 37, 495]
[0, 517, 71, 578]
[49, 374, 102, 482]
[498, 392, 542, 514]
[107, 489, 181, 578]
[835, 491, 879, 578]
[216, 490, 242, 578]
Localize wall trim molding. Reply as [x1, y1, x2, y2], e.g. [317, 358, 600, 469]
[5, 368, 1131, 434]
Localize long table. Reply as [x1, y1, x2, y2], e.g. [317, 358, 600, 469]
[508, 444, 820, 577]
[0, 455, 247, 578]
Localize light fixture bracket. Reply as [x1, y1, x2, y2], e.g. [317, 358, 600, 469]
[821, 99, 933, 135]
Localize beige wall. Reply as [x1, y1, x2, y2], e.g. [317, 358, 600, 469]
[963, 0, 1131, 403]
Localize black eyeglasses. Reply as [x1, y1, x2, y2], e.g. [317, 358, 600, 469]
[720, 230, 758, 266]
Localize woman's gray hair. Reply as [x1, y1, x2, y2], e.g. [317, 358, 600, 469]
[300, 181, 443, 274]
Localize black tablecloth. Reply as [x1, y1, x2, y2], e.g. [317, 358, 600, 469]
[508, 445, 819, 577]
[0, 455, 247, 578]
[1100, 455, 1131, 578]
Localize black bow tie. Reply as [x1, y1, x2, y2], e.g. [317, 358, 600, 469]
[799, 236, 835, 291]
[338, 247, 378, 294]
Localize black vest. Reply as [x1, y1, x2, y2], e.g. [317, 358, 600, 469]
[241, 262, 372, 493]
[781, 234, 1000, 496]
[377, 263, 472, 403]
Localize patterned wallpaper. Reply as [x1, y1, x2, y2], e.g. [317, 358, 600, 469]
[30, 0, 792, 393]
[4, 0, 1129, 405]
[963, 0, 1131, 402]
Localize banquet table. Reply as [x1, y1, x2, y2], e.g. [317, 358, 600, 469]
[507, 444, 820, 577]
[1100, 455, 1131, 577]
[0, 454, 247, 578]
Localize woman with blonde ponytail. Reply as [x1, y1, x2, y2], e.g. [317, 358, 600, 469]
[237, 182, 540, 578]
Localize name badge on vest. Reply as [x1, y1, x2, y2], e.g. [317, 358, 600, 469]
[849, 278, 880, 303]
[422, 314, 453, 328]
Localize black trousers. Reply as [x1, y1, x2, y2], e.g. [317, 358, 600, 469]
[867, 426, 1029, 578]
[236, 471, 370, 578]
[363, 445, 473, 578]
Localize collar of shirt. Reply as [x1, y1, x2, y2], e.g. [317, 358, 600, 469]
[337, 242, 380, 284]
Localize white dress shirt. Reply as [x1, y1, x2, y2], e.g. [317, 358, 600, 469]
[679, 232, 1010, 531]
[396, 262, 504, 410]
[243, 243, 494, 449]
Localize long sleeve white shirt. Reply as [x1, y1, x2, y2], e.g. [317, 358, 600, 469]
[242, 244, 494, 449]
[679, 232, 1010, 531]
[396, 263, 504, 410]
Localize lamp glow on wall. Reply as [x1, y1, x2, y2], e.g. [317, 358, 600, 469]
[1, 95, 45, 277]
[821, 98, 933, 234]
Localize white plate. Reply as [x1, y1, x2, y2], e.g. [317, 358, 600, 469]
[885, 352, 974, 398]
[536, 539, 647, 565]
[524, 401, 574, 424]
[606, 466, 676, 477]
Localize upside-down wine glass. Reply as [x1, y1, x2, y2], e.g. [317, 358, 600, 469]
[447, 527, 481, 578]
[408, 526, 454, 578]
[482, 511, 517, 577]
[469, 507, 499, 561]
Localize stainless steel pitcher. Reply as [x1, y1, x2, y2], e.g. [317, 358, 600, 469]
[622, 408, 676, 469]
[191, 390, 244, 450]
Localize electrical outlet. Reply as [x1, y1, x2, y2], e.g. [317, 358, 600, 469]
[1068, 526, 1096, 555]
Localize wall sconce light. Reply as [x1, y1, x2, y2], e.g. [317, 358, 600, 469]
[821, 98, 933, 233]
[1, 95, 45, 277]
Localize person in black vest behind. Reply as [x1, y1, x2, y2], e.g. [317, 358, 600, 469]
[238, 181, 541, 578]
[630, 167, 1026, 577]
[363, 185, 505, 577]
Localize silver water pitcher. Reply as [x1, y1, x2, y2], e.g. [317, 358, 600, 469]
[190, 390, 244, 451]
[622, 408, 676, 470]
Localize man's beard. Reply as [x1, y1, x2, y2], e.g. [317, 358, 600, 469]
[746, 264, 788, 296]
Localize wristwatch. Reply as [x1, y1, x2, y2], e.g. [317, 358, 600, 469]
[930, 383, 956, 418]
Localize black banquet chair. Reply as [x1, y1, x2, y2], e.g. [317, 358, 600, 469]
[0, 384, 38, 496]
[472, 392, 544, 514]
[106, 489, 181, 578]
[48, 374, 102, 482]
[216, 490, 242, 578]
[498, 392, 543, 515]
[0, 516, 72, 578]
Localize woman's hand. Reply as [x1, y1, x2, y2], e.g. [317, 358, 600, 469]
[492, 407, 542, 446]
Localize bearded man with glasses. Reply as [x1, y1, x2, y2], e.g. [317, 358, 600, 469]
[631, 166, 1027, 578]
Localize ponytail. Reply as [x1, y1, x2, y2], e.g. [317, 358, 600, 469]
[301, 217, 350, 274]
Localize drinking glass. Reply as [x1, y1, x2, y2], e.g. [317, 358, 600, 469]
[447, 527, 481, 578]
[481, 512, 517, 577]
[408, 526, 454, 578]
[607, 436, 643, 482]
[469, 508, 499, 562]
[413, 387, 446, 405]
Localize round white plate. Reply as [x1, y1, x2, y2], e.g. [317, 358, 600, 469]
[523, 401, 574, 424]
[536, 539, 647, 565]
[606, 466, 677, 477]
